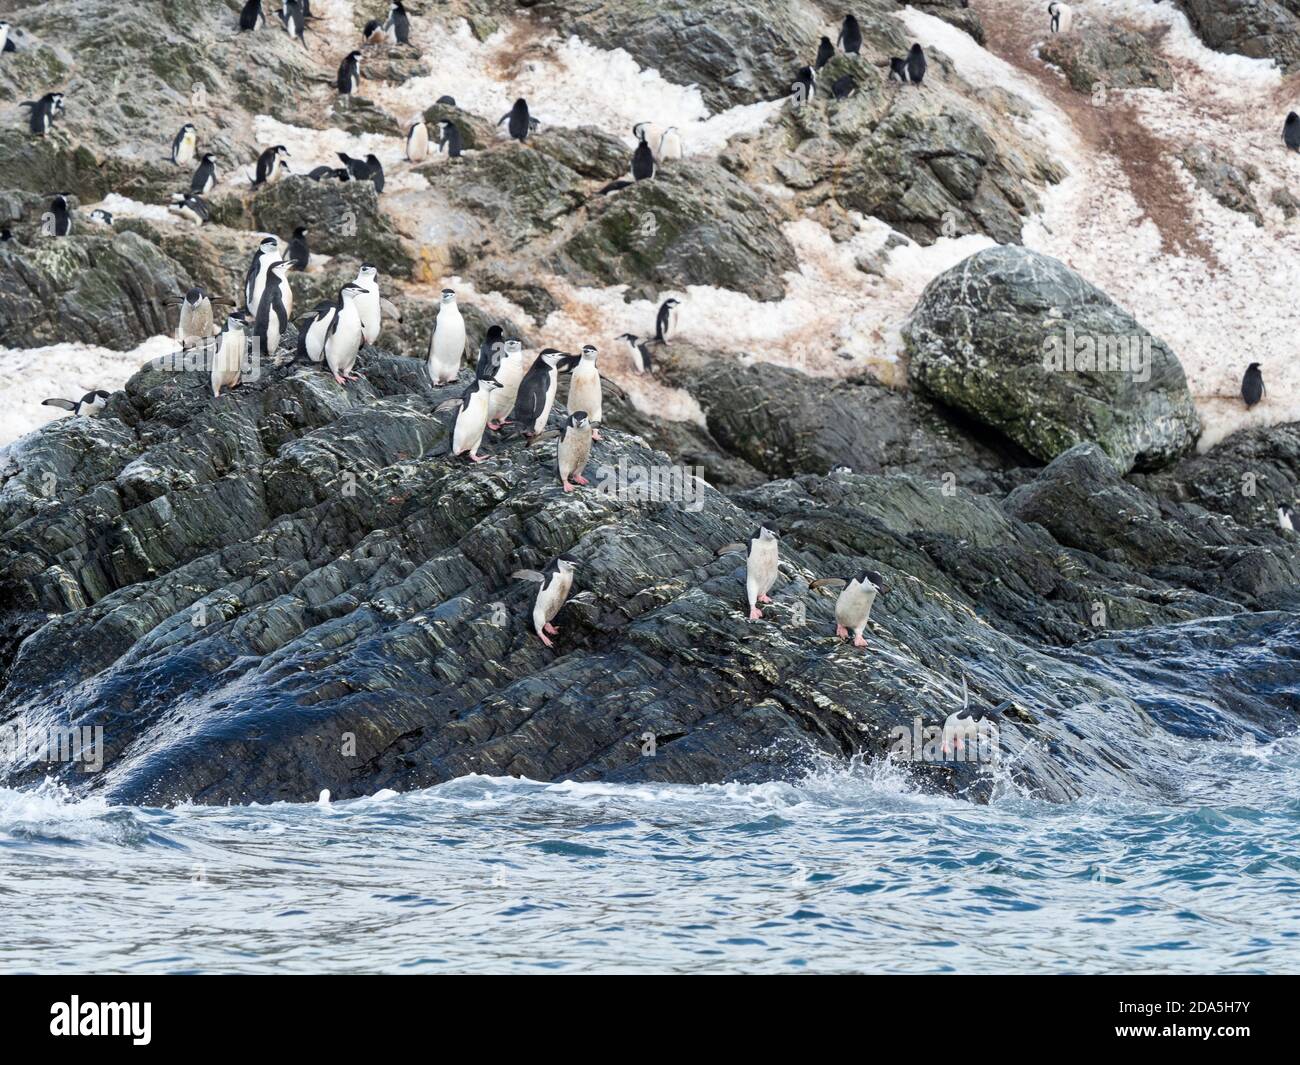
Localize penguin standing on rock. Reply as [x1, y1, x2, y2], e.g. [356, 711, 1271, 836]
[890, 44, 927, 85]
[815, 36, 835, 69]
[1, 20, 20, 52]
[324, 283, 366, 382]
[717, 527, 780, 621]
[837, 14, 863, 54]
[280, 0, 310, 50]
[1047, 2, 1073, 33]
[1285, 112, 1300, 152]
[386, 2, 412, 44]
[529, 411, 595, 493]
[427, 288, 467, 384]
[655, 297, 680, 344]
[438, 120, 463, 158]
[487, 339, 525, 429]
[286, 226, 309, 271]
[810, 571, 887, 648]
[297, 294, 339, 363]
[244, 235, 281, 312]
[44, 195, 72, 236]
[211, 311, 249, 398]
[190, 152, 217, 194]
[512, 557, 578, 648]
[617, 333, 655, 375]
[239, 0, 266, 31]
[499, 98, 538, 141]
[171, 123, 197, 166]
[170, 286, 232, 348]
[21, 92, 64, 136]
[791, 65, 816, 106]
[337, 50, 362, 95]
[563, 345, 603, 440]
[1278, 504, 1295, 532]
[353, 263, 400, 345]
[832, 75, 858, 99]
[511, 349, 564, 436]
[252, 261, 291, 360]
[406, 117, 429, 162]
[42, 389, 111, 417]
[1242, 363, 1265, 408]
[600, 139, 655, 193]
[437, 377, 502, 463]
[252, 145, 290, 185]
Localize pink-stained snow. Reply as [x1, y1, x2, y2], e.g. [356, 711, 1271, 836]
[906, 3, 1300, 450]
[366, 19, 782, 156]
[0, 336, 176, 447]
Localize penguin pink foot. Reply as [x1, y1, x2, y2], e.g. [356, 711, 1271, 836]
[572, 474, 589, 485]
[538, 632, 553, 647]
[468, 451, 489, 463]
[334, 374, 347, 384]
[836, 624, 848, 638]
[562, 480, 577, 492]
[592, 430, 602, 441]
[853, 634, 868, 648]
[488, 420, 502, 431]
[749, 607, 762, 620]
[759, 594, 773, 603]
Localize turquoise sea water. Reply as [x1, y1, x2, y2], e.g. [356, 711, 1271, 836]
[4, 738, 1299, 974]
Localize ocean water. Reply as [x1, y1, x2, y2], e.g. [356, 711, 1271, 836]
[4, 742, 1300, 974]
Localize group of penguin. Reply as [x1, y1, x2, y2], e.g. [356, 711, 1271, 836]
[791, 14, 928, 106]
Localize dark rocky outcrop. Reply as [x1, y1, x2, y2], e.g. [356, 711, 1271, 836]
[1174, 0, 1300, 73]
[1178, 143, 1263, 225]
[0, 231, 186, 348]
[1040, 24, 1175, 94]
[905, 246, 1201, 473]
[563, 162, 798, 301]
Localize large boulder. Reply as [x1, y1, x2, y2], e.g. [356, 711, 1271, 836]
[904, 246, 1201, 472]
[251, 177, 413, 277]
[0, 231, 186, 348]
[1039, 24, 1175, 94]
[563, 162, 797, 300]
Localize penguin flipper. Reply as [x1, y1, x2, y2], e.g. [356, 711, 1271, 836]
[600, 180, 631, 195]
[716, 542, 747, 556]
[527, 431, 560, 448]
[434, 398, 461, 413]
[810, 578, 847, 591]
[379, 297, 401, 321]
[41, 398, 78, 411]
[511, 569, 546, 582]
[2, 39, 16, 53]
[554, 354, 581, 373]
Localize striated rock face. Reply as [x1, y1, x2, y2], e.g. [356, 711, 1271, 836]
[1039, 24, 1175, 94]
[905, 246, 1201, 473]
[563, 163, 798, 301]
[2, 340, 1298, 806]
[1174, 0, 1300, 72]
[0, 231, 186, 348]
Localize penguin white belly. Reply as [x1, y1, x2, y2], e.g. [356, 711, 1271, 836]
[534, 571, 573, 631]
[567, 366, 602, 422]
[178, 302, 213, 345]
[407, 124, 429, 162]
[176, 138, 195, 167]
[277, 277, 293, 321]
[305, 310, 334, 362]
[211, 329, 245, 397]
[746, 540, 778, 607]
[558, 429, 593, 484]
[453, 391, 490, 456]
[326, 308, 363, 377]
[836, 583, 877, 632]
[659, 129, 684, 161]
[428, 308, 466, 383]
[357, 287, 380, 343]
[489, 358, 524, 421]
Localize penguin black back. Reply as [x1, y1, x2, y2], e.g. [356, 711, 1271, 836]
[1285, 112, 1300, 152]
[501, 98, 531, 142]
[815, 36, 834, 69]
[837, 14, 862, 54]
[1242, 363, 1264, 408]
